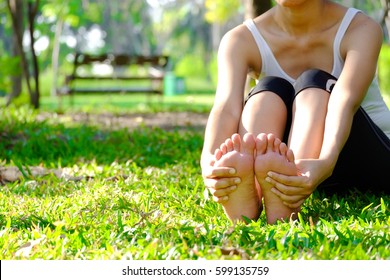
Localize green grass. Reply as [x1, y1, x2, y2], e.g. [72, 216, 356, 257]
[40, 93, 215, 114]
[0, 106, 389, 260]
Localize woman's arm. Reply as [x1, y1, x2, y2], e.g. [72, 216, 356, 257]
[201, 26, 257, 200]
[201, 28, 250, 167]
[319, 14, 383, 169]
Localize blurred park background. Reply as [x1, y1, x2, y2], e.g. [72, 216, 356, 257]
[0, 0, 390, 112]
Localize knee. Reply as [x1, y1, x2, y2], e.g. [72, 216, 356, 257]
[245, 76, 294, 109]
[294, 69, 338, 97]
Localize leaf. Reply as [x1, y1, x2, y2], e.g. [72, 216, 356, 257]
[380, 198, 387, 214]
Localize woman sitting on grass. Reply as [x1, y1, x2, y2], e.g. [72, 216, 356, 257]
[201, 0, 390, 224]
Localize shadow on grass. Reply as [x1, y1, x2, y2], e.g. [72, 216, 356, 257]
[41, 93, 214, 114]
[0, 108, 204, 168]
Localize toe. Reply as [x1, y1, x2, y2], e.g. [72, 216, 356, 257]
[220, 142, 227, 154]
[274, 137, 282, 154]
[225, 138, 234, 152]
[255, 133, 267, 155]
[279, 142, 288, 156]
[267, 133, 276, 152]
[231, 133, 242, 152]
[242, 133, 255, 155]
[286, 148, 295, 163]
[214, 149, 223, 161]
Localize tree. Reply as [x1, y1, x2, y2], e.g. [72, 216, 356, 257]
[244, 0, 272, 18]
[6, 0, 40, 108]
[41, 0, 81, 96]
[5, 0, 23, 106]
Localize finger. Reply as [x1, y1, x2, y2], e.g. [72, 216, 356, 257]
[271, 187, 306, 204]
[203, 166, 236, 178]
[211, 185, 237, 198]
[265, 176, 304, 195]
[205, 177, 241, 190]
[267, 178, 303, 195]
[267, 171, 305, 186]
[283, 199, 305, 209]
[213, 195, 229, 204]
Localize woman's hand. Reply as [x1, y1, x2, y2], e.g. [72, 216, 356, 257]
[266, 159, 333, 208]
[202, 163, 240, 203]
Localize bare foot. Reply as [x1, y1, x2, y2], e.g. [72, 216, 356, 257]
[255, 133, 299, 224]
[214, 133, 261, 222]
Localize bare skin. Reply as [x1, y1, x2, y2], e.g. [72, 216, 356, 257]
[201, 0, 383, 222]
[214, 133, 261, 221]
[254, 133, 299, 224]
[214, 132, 299, 223]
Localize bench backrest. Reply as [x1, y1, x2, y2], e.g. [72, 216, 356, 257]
[73, 53, 169, 68]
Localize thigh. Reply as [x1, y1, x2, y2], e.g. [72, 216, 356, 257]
[320, 108, 390, 194]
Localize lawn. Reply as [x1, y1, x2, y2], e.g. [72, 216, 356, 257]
[0, 103, 389, 260]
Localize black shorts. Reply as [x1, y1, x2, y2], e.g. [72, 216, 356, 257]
[245, 69, 390, 194]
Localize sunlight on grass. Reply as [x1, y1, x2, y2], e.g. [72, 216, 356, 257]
[38, 93, 215, 114]
[0, 106, 389, 260]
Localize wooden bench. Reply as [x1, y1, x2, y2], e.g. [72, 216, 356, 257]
[58, 53, 169, 101]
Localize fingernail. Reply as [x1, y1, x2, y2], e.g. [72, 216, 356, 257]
[223, 196, 229, 201]
[229, 169, 236, 174]
[230, 185, 237, 191]
[265, 177, 272, 183]
[267, 172, 273, 177]
[234, 178, 241, 184]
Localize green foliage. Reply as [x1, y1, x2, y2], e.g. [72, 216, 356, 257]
[208, 53, 218, 87]
[175, 53, 209, 79]
[0, 106, 389, 260]
[204, 0, 241, 24]
[0, 56, 21, 93]
[379, 44, 390, 95]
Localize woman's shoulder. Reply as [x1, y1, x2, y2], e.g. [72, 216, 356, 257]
[344, 9, 383, 45]
[218, 23, 262, 73]
[350, 10, 382, 32]
[327, 0, 380, 36]
[219, 22, 259, 57]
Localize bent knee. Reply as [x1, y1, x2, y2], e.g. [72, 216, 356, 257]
[294, 69, 338, 98]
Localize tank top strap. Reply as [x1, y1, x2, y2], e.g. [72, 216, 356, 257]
[244, 19, 271, 75]
[332, 8, 361, 76]
[243, 19, 294, 83]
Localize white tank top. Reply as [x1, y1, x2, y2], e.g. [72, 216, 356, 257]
[244, 8, 390, 139]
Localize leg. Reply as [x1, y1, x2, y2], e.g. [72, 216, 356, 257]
[289, 70, 390, 194]
[320, 108, 390, 194]
[253, 69, 334, 222]
[240, 76, 294, 139]
[254, 133, 299, 224]
[214, 77, 295, 222]
[214, 133, 260, 221]
[289, 69, 334, 159]
[240, 77, 299, 222]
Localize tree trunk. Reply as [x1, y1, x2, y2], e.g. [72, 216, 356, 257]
[51, 17, 64, 96]
[244, 0, 272, 19]
[6, 0, 34, 106]
[6, 0, 23, 106]
[28, 0, 40, 109]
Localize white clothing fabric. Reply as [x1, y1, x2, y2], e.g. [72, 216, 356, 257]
[244, 8, 390, 139]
